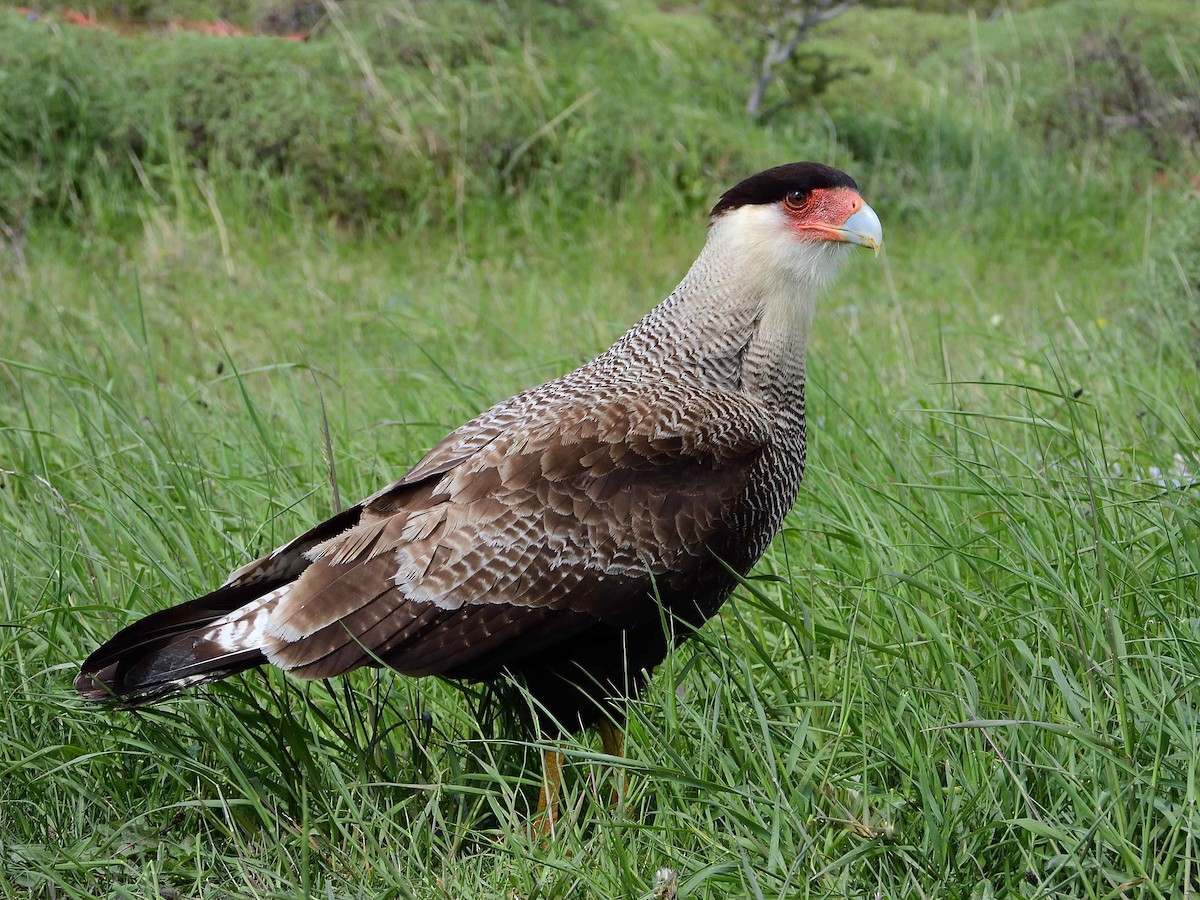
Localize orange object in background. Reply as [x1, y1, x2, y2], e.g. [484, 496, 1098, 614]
[11, 6, 309, 40]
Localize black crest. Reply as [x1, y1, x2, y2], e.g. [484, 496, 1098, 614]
[710, 162, 858, 218]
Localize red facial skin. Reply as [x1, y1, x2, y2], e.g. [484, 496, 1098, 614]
[781, 187, 865, 243]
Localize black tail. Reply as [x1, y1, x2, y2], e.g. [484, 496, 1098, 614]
[75, 581, 270, 706]
[76, 503, 365, 705]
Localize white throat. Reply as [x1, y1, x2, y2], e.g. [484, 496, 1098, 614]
[701, 203, 850, 348]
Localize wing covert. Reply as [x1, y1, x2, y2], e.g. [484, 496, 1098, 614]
[260, 387, 776, 679]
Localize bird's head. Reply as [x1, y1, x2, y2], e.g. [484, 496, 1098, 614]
[707, 162, 882, 295]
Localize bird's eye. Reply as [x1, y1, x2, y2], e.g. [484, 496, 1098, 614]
[783, 191, 809, 211]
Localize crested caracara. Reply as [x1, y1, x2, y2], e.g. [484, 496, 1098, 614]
[76, 162, 882, 825]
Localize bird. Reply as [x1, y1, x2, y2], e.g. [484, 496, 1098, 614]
[75, 161, 882, 828]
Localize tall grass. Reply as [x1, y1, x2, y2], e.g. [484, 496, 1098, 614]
[2, 0, 1199, 896]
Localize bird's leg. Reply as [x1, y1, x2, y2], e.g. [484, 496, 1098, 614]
[534, 746, 565, 837]
[599, 717, 626, 807]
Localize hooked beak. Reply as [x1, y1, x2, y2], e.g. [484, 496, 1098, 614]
[837, 201, 883, 255]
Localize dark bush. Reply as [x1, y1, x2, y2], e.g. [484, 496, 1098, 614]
[0, 1, 774, 228]
[1051, 23, 1200, 165]
[0, 15, 452, 224]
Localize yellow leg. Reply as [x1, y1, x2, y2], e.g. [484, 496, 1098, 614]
[598, 718, 626, 806]
[534, 747, 564, 837]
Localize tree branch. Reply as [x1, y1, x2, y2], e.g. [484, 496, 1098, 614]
[746, 0, 857, 118]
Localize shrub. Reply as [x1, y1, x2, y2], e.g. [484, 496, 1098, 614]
[0, 1, 781, 227]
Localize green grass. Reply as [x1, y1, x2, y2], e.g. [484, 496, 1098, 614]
[3, 0, 1200, 896]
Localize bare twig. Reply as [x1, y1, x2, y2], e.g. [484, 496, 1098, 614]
[746, 0, 857, 118]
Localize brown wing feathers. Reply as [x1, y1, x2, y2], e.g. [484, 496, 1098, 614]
[76, 388, 771, 707]
[263, 399, 765, 673]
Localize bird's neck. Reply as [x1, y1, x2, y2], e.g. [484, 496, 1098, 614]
[614, 211, 842, 411]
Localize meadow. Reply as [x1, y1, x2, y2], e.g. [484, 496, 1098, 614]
[1, 0, 1199, 896]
